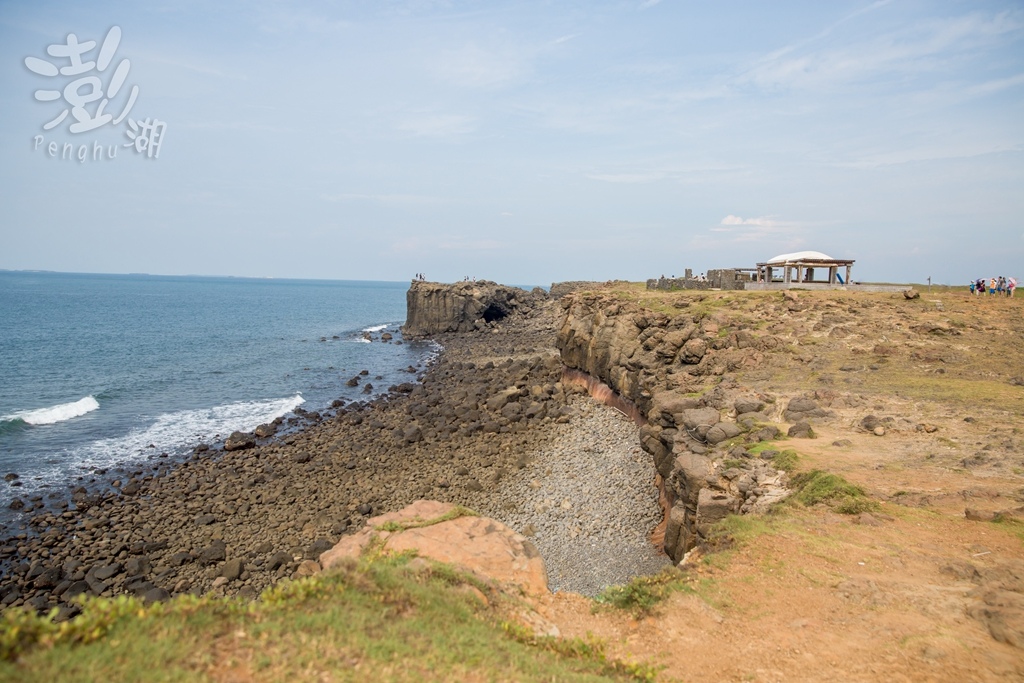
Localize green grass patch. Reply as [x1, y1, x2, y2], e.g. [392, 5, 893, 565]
[991, 515, 1024, 543]
[502, 622, 661, 681]
[593, 567, 692, 619]
[857, 368, 1024, 414]
[375, 505, 478, 532]
[771, 449, 800, 472]
[1, 554, 654, 683]
[706, 514, 778, 548]
[790, 470, 877, 514]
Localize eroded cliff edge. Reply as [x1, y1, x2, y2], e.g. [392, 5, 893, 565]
[556, 292, 804, 562]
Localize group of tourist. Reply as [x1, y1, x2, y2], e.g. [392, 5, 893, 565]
[971, 276, 1017, 296]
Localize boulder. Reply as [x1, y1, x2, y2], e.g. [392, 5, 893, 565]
[197, 541, 226, 565]
[32, 566, 63, 589]
[662, 503, 690, 563]
[787, 422, 815, 438]
[734, 398, 766, 415]
[93, 563, 122, 581]
[705, 421, 742, 445]
[669, 451, 713, 508]
[224, 431, 255, 451]
[268, 551, 293, 571]
[402, 425, 422, 444]
[679, 407, 721, 440]
[221, 558, 244, 581]
[783, 397, 832, 422]
[254, 423, 277, 438]
[680, 338, 708, 364]
[695, 488, 739, 536]
[124, 557, 151, 576]
[320, 500, 548, 595]
[296, 560, 321, 577]
[485, 388, 521, 412]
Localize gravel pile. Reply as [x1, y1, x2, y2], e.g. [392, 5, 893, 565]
[478, 395, 670, 596]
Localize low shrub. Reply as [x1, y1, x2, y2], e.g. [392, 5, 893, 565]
[594, 566, 689, 618]
[791, 470, 876, 514]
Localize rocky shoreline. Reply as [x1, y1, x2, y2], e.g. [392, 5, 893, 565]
[0, 287, 674, 615]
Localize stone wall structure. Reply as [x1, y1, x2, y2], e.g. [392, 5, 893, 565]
[646, 269, 751, 292]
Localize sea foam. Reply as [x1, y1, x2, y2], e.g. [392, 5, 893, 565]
[362, 323, 389, 332]
[3, 396, 100, 426]
[94, 393, 306, 458]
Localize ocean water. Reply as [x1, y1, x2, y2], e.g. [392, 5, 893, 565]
[0, 271, 433, 522]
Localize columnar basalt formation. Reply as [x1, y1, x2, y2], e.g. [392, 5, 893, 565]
[401, 280, 547, 338]
[556, 292, 798, 562]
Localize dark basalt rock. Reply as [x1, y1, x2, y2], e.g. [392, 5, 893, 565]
[401, 280, 546, 338]
[224, 431, 256, 451]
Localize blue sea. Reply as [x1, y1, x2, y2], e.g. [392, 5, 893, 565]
[0, 271, 434, 525]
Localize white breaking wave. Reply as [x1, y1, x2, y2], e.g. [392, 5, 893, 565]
[361, 323, 389, 332]
[5, 394, 306, 498]
[76, 394, 305, 464]
[4, 396, 100, 425]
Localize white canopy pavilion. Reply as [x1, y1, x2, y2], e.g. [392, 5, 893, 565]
[755, 251, 854, 286]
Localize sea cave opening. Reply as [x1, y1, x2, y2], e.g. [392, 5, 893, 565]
[481, 303, 509, 323]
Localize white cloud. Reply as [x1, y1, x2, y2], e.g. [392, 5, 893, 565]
[639, 0, 664, 9]
[835, 140, 1024, 170]
[721, 215, 778, 227]
[713, 215, 813, 244]
[967, 73, 1024, 97]
[739, 9, 1024, 93]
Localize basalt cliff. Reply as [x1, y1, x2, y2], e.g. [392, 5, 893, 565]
[555, 291, 798, 561]
[401, 280, 548, 338]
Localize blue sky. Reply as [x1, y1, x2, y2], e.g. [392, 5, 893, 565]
[1, 0, 1021, 286]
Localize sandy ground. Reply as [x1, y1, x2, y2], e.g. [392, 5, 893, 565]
[533, 411, 1024, 682]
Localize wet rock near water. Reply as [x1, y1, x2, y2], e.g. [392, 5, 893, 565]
[0, 294, 603, 613]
